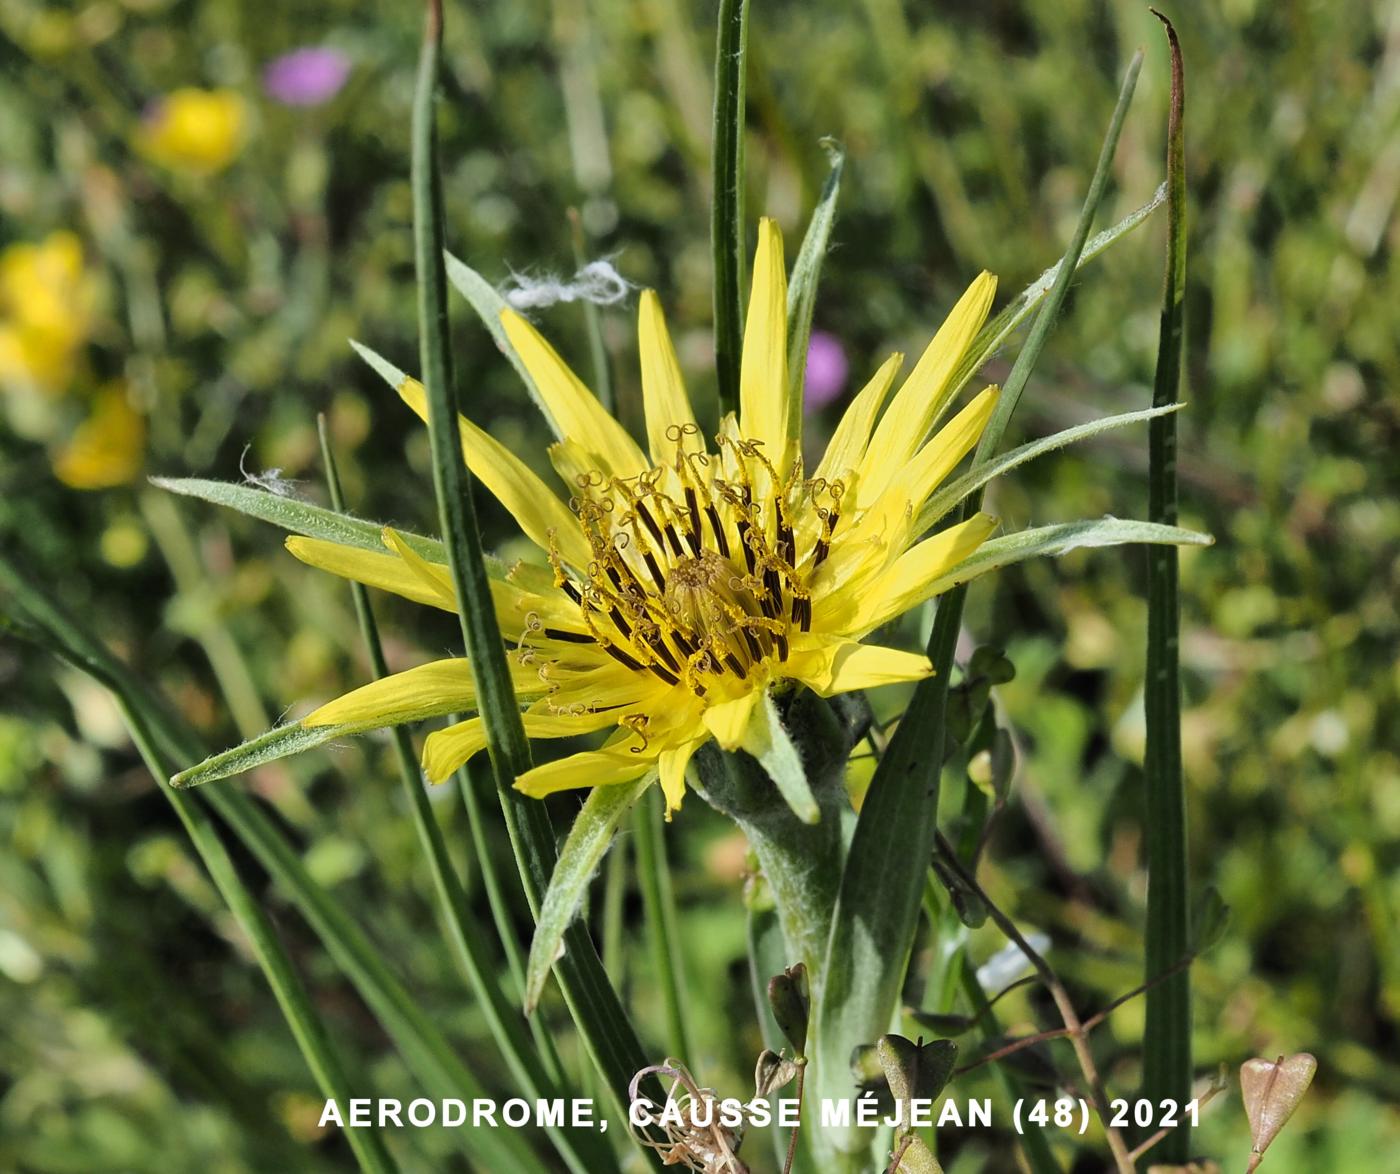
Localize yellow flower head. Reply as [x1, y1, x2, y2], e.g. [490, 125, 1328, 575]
[290, 220, 1004, 816]
[136, 88, 247, 175]
[53, 381, 145, 489]
[0, 230, 97, 396]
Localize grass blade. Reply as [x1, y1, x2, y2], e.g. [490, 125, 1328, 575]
[711, 0, 750, 418]
[410, 1, 653, 1129]
[0, 559, 401, 1174]
[814, 51, 1146, 1155]
[316, 421, 600, 1172]
[786, 140, 845, 428]
[1143, 12, 1192, 1161]
[633, 786, 696, 1061]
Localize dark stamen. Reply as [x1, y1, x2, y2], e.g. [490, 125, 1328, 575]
[684, 487, 702, 554]
[706, 504, 730, 558]
[603, 643, 644, 672]
[544, 627, 591, 643]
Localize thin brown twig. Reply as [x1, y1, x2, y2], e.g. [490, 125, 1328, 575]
[957, 950, 1198, 1076]
[1126, 1074, 1227, 1164]
[934, 832, 1137, 1174]
[781, 1057, 806, 1174]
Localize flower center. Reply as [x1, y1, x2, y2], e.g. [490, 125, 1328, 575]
[546, 429, 845, 697]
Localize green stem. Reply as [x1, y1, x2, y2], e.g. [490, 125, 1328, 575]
[633, 788, 695, 1061]
[711, 0, 750, 419]
[1143, 13, 1191, 1161]
[959, 955, 1062, 1174]
[315, 422, 593, 1171]
[410, 0, 653, 1130]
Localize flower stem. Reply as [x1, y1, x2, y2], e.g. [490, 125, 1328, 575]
[633, 788, 695, 1061]
[410, 0, 652, 1129]
[711, 0, 749, 419]
[1143, 12, 1192, 1162]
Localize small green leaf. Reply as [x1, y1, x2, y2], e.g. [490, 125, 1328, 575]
[922, 518, 1213, 601]
[524, 772, 655, 1012]
[916, 403, 1184, 534]
[746, 691, 820, 824]
[442, 253, 562, 437]
[151, 475, 450, 565]
[893, 1134, 945, 1174]
[877, 1034, 958, 1108]
[170, 722, 351, 789]
[786, 139, 845, 427]
[767, 963, 810, 1054]
[1192, 886, 1231, 955]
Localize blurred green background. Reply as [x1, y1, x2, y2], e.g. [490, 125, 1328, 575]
[1, 0, 1397, 1170]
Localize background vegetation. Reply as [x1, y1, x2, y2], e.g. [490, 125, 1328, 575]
[1, 0, 1396, 1170]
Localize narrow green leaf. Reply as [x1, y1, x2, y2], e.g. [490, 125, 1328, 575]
[1143, 12, 1192, 1161]
[171, 722, 349, 789]
[711, 0, 750, 418]
[634, 786, 696, 1063]
[411, 5, 653, 1128]
[151, 475, 449, 564]
[749, 691, 820, 824]
[786, 140, 845, 429]
[915, 403, 1184, 534]
[442, 253, 562, 437]
[932, 518, 1209, 594]
[948, 183, 1166, 402]
[525, 773, 654, 1012]
[815, 52, 1148, 1153]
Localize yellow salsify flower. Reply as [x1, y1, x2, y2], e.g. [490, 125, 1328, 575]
[135, 88, 247, 175]
[0, 230, 97, 396]
[285, 220, 1006, 816]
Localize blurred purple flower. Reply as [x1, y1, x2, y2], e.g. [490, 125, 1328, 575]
[263, 48, 351, 107]
[803, 330, 849, 412]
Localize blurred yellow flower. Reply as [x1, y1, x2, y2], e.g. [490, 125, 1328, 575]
[136, 88, 248, 175]
[0, 231, 96, 396]
[53, 382, 145, 489]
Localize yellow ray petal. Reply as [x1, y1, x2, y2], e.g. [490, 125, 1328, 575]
[304, 658, 488, 730]
[638, 290, 700, 465]
[398, 376, 590, 568]
[811, 352, 903, 485]
[500, 309, 648, 477]
[786, 638, 934, 697]
[702, 689, 761, 751]
[514, 748, 654, 797]
[381, 526, 455, 597]
[834, 513, 998, 636]
[856, 272, 996, 504]
[843, 385, 999, 551]
[422, 708, 621, 784]
[738, 219, 791, 475]
[658, 732, 707, 818]
[286, 537, 454, 611]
